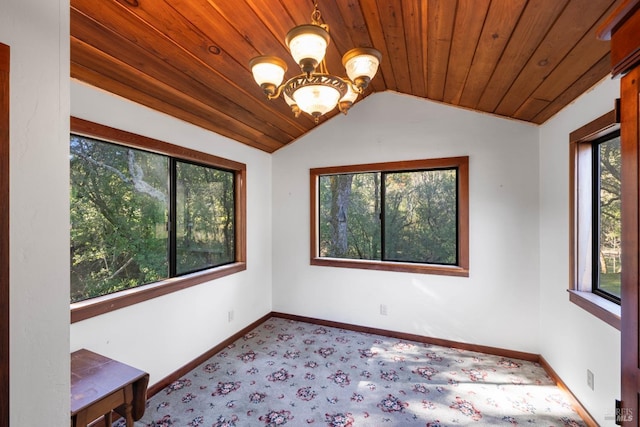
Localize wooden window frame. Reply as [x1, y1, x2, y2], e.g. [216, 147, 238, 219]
[1, 41, 10, 427]
[310, 157, 469, 277]
[70, 117, 247, 323]
[569, 107, 621, 330]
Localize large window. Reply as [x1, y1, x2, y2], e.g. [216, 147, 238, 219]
[569, 109, 621, 329]
[311, 157, 469, 276]
[70, 118, 246, 322]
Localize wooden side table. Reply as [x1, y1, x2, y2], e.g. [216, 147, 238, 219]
[70, 349, 149, 427]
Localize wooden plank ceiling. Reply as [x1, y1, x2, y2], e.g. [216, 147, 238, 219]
[70, 0, 619, 153]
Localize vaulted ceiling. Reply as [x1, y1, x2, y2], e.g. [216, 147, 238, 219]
[70, 0, 619, 153]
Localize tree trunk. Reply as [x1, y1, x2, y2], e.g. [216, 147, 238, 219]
[329, 175, 353, 257]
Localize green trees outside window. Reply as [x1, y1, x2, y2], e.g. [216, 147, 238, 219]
[175, 161, 235, 275]
[311, 157, 469, 277]
[70, 135, 235, 303]
[319, 173, 378, 260]
[318, 169, 457, 265]
[594, 131, 621, 302]
[383, 170, 457, 264]
[568, 110, 620, 326]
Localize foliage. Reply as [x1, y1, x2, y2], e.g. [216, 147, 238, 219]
[318, 168, 457, 264]
[384, 170, 457, 264]
[70, 136, 234, 303]
[597, 135, 621, 298]
[176, 162, 234, 274]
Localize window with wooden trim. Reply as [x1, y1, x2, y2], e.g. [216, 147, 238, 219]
[592, 130, 621, 303]
[569, 108, 621, 329]
[70, 118, 246, 322]
[310, 157, 469, 277]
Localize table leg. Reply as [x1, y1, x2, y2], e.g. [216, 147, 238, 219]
[123, 384, 134, 426]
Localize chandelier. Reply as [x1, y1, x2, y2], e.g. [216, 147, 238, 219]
[249, 2, 382, 123]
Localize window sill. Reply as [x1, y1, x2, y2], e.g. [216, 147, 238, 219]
[568, 289, 621, 330]
[311, 257, 469, 277]
[71, 262, 246, 323]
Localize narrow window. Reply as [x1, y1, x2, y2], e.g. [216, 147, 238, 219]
[592, 130, 621, 303]
[311, 157, 469, 277]
[569, 108, 621, 329]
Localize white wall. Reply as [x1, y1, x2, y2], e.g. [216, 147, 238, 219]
[1, 0, 71, 425]
[69, 81, 273, 386]
[539, 77, 621, 425]
[272, 92, 542, 353]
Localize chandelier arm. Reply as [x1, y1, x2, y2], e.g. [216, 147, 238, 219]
[265, 83, 286, 100]
[317, 58, 329, 76]
[346, 80, 364, 95]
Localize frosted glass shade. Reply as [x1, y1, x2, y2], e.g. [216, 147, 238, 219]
[249, 56, 287, 90]
[339, 83, 359, 104]
[283, 92, 301, 117]
[283, 92, 296, 106]
[338, 82, 359, 114]
[292, 84, 341, 117]
[285, 24, 330, 74]
[342, 48, 382, 89]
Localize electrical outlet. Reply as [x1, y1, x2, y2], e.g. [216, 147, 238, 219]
[380, 304, 388, 316]
[228, 310, 234, 322]
[587, 369, 594, 390]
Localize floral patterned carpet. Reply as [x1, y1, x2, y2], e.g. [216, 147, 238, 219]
[130, 317, 585, 427]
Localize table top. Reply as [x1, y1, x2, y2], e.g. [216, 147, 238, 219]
[70, 349, 148, 415]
